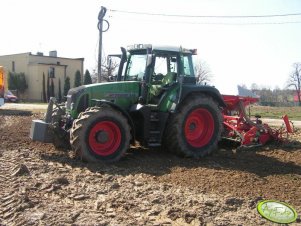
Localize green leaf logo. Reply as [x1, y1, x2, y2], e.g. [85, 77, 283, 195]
[257, 200, 298, 224]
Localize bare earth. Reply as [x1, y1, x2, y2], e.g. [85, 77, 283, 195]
[0, 108, 300, 225]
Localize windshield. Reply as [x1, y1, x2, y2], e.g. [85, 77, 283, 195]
[125, 54, 147, 81]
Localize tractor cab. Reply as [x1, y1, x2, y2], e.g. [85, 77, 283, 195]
[120, 44, 198, 109]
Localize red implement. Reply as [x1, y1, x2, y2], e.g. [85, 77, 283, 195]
[222, 95, 293, 147]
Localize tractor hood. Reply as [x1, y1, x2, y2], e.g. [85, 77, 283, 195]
[66, 81, 141, 118]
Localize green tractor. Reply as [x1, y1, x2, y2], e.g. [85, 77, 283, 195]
[30, 44, 225, 162]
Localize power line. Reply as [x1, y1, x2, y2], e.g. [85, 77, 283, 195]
[110, 9, 301, 19]
[181, 21, 301, 25]
[109, 15, 301, 26]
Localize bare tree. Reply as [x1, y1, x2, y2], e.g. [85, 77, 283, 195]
[194, 60, 212, 84]
[250, 83, 260, 97]
[287, 62, 301, 106]
[90, 69, 98, 84]
[91, 53, 120, 83]
[96, 55, 120, 82]
[250, 83, 259, 91]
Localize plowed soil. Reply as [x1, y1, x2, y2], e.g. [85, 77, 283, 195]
[0, 110, 300, 225]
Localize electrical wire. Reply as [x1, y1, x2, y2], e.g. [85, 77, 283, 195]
[110, 9, 301, 19]
[109, 15, 301, 26]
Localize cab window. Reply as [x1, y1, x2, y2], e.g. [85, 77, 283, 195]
[154, 56, 168, 75]
[125, 54, 147, 81]
[152, 54, 178, 83]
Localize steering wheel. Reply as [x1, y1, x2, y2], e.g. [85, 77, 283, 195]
[153, 73, 164, 81]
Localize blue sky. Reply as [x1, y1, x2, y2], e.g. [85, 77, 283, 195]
[1, 0, 301, 94]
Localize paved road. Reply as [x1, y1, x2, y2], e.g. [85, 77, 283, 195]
[261, 118, 301, 128]
[1, 103, 48, 111]
[1, 103, 301, 128]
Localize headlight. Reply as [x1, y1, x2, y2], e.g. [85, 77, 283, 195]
[66, 95, 72, 109]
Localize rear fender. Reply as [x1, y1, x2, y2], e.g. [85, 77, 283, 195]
[178, 85, 226, 109]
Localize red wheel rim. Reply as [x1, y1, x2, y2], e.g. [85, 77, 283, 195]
[88, 121, 121, 156]
[184, 108, 215, 148]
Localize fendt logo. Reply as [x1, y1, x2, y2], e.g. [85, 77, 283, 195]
[257, 200, 298, 224]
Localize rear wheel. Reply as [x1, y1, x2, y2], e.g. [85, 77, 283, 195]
[70, 107, 131, 162]
[164, 94, 223, 158]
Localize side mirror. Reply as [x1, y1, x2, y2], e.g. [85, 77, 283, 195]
[146, 54, 152, 67]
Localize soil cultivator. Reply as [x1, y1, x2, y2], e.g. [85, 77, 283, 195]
[222, 95, 294, 148]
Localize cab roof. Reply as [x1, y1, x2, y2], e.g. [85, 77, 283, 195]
[127, 44, 197, 55]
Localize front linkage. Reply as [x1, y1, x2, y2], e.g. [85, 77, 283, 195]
[30, 97, 72, 149]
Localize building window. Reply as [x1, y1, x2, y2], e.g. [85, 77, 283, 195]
[12, 61, 15, 72]
[49, 67, 55, 78]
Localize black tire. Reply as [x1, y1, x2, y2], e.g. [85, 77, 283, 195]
[164, 94, 223, 158]
[51, 108, 70, 150]
[52, 128, 71, 150]
[70, 107, 131, 163]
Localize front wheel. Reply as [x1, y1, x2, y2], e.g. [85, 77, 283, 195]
[70, 107, 131, 163]
[164, 94, 223, 158]
[51, 108, 70, 150]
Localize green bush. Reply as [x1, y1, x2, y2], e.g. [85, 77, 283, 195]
[74, 70, 82, 87]
[8, 72, 28, 96]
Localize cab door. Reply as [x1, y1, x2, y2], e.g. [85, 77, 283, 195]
[148, 53, 178, 105]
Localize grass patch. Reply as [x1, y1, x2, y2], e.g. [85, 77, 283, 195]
[249, 105, 301, 121]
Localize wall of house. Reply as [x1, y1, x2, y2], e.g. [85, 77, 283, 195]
[0, 53, 30, 99]
[0, 52, 84, 101]
[28, 64, 67, 101]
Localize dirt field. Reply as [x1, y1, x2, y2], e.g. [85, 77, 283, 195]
[0, 109, 300, 225]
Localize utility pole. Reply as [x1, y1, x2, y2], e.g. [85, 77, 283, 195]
[97, 6, 109, 83]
